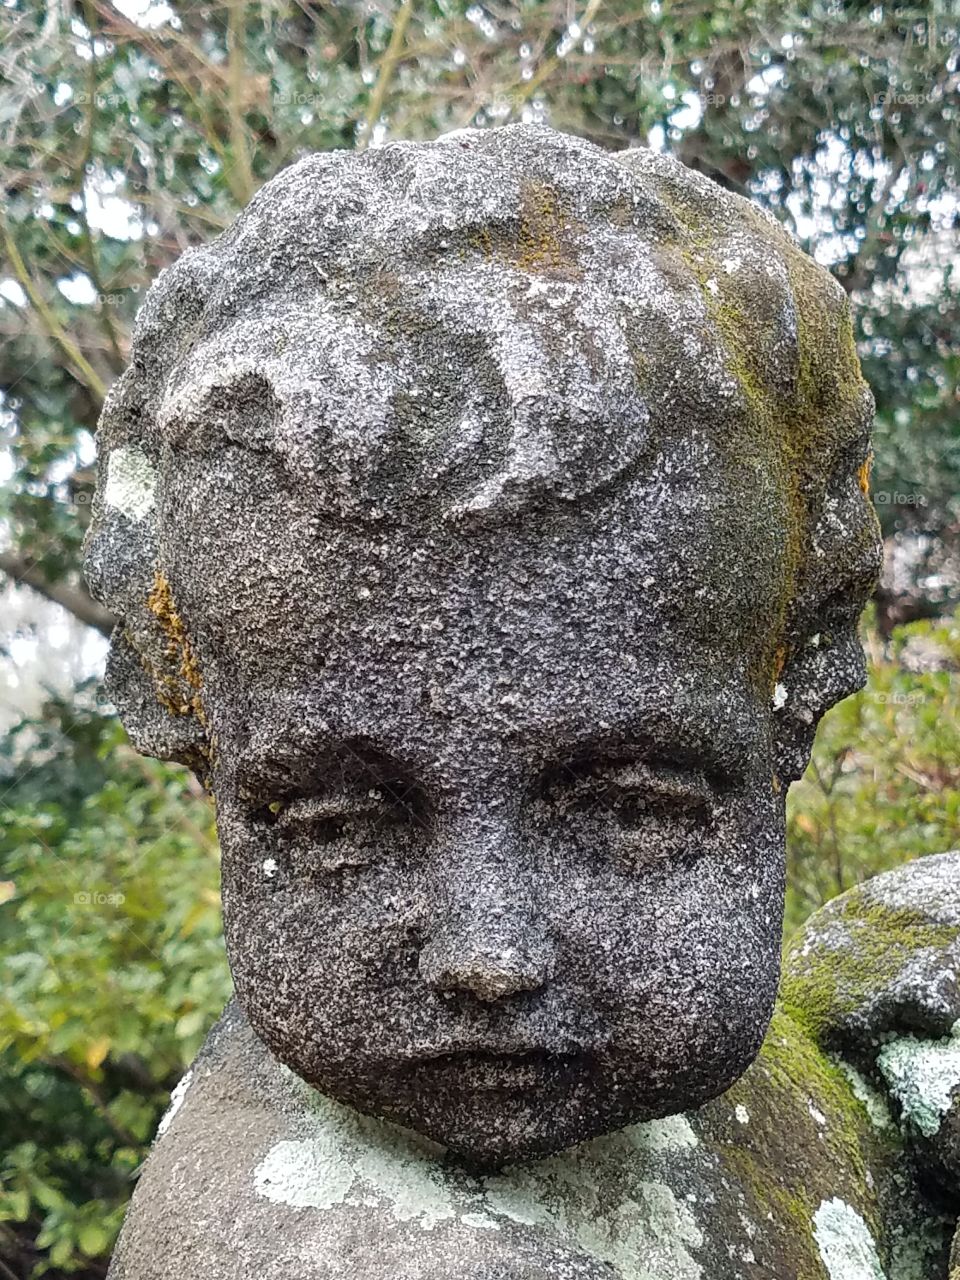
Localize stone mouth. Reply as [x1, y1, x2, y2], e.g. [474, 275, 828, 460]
[407, 1048, 589, 1090]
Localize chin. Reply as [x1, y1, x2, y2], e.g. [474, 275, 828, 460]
[419, 1049, 763, 1168]
[381, 1091, 607, 1169]
[285, 1051, 608, 1167]
[321, 1055, 709, 1168]
[248, 1005, 770, 1168]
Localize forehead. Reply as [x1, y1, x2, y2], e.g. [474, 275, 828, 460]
[165, 432, 788, 777]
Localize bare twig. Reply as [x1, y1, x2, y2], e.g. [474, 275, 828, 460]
[226, 0, 257, 203]
[509, 0, 605, 111]
[358, 0, 415, 148]
[75, 0, 127, 371]
[0, 220, 109, 401]
[46, 1055, 141, 1148]
[0, 1248, 21, 1280]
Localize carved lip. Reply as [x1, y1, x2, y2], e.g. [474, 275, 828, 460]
[406, 1047, 589, 1090]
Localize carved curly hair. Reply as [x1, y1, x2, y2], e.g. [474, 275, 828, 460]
[84, 124, 881, 785]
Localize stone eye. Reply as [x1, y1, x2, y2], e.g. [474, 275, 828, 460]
[252, 778, 426, 878]
[607, 768, 714, 832]
[278, 788, 414, 839]
[247, 752, 428, 836]
[543, 759, 716, 846]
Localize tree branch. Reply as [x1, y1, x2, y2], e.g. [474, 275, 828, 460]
[76, 0, 127, 371]
[46, 1055, 141, 1148]
[508, 0, 605, 112]
[0, 219, 109, 401]
[0, 551, 115, 637]
[226, 0, 256, 203]
[358, 0, 415, 148]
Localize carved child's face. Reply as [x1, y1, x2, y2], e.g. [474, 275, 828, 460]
[188, 429, 790, 1167]
[87, 129, 877, 1168]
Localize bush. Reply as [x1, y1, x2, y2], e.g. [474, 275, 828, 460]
[786, 608, 960, 933]
[0, 691, 229, 1277]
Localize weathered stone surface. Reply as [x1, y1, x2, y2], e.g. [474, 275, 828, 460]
[105, 856, 960, 1279]
[84, 123, 882, 1167]
[783, 852, 960, 1050]
[107, 991, 953, 1280]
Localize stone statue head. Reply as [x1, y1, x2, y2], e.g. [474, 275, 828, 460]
[84, 125, 881, 1166]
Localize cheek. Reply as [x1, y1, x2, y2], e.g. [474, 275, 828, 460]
[549, 800, 785, 1005]
[218, 789, 784, 1025]
[218, 824, 427, 989]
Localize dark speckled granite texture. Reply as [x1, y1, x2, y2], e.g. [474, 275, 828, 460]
[85, 124, 882, 1169]
[107, 857, 960, 1280]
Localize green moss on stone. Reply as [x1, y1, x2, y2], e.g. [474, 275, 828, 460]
[654, 187, 876, 697]
[781, 894, 960, 1044]
[495, 179, 582, 277]
[711, 1006, 906, 1276]
[761, 1007, 876, 1181]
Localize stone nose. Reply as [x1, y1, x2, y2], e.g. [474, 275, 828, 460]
[417, 812, 554, 1002]
[419, 929, 553, 1002]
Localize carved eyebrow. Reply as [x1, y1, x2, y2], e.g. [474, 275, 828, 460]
[228, 687, 763, 796]
[540, 748, 733, 799]
[535, 710, 759, 789]
[231, 732, 415, 797]
[576, 760, 714, 798]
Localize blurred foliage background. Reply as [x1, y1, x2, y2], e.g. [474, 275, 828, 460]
[0, 0, 958, 1273]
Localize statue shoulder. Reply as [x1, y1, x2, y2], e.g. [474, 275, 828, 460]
[109, 986, 957, 1279]
[782, 851, 960, 1197]
[782, 851, 960, 1049]
[109, 1001, 616, 1280]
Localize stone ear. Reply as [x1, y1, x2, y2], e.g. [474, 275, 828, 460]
[772, 627, 867, 783]
[85, 481, 210, 777]
[83, 246, 219, 779]
[104, 626, 210, 775]
[771, 443, 881, 784]
[85, 462, 212, 779]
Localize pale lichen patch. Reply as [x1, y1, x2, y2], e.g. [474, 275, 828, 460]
[833, 1058, 893, 1131]
[809, 1101, 827, 1127]
[253, 1131, 458, 1227]
[812, 1198, 886, 1280]
[254, 1137, 355, 1211]
[156, 1068, 193, 1138]
[104, 446, 156, 521]
[459, 1211, 501, 1230]
[482, 1163, 704, 1279]
[254, 1088, 459, 1227]
[887, 1216, 956, 1280]
[877, 1022, 960, 1137]
[627, 1113, 699, 1153]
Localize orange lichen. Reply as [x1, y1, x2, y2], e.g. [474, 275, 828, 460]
[857, 453, 872, 497]
[147, 569, 207, 726]
[771, 644, 788, 688]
